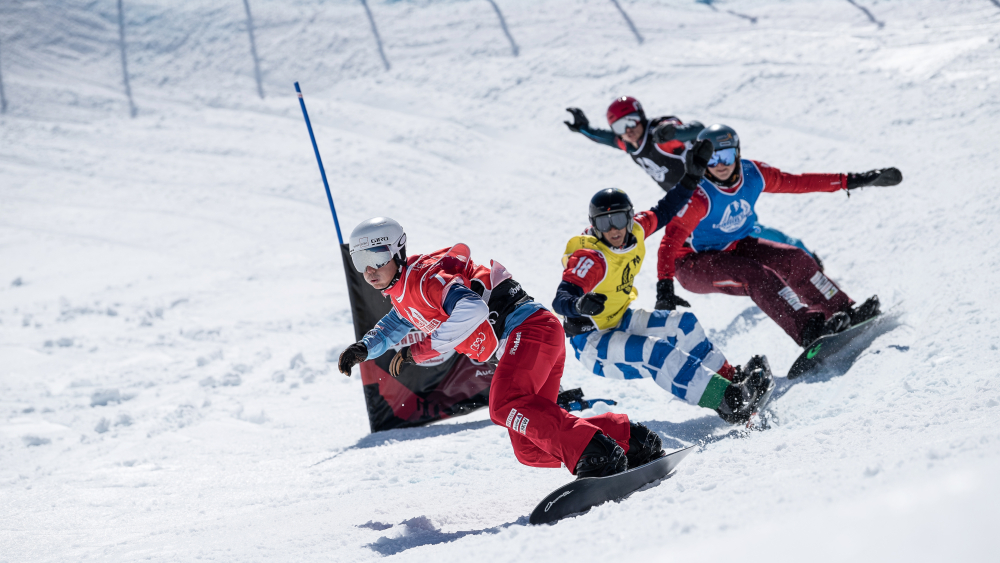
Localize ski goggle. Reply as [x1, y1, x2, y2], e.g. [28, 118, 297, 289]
[592, 210, 633, 233]
[610, 113, 642, 135]
[351, 245, 393, 273]
[707, 148, 738, 168]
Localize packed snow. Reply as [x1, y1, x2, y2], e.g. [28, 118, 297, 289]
[2, 0, 999, 561]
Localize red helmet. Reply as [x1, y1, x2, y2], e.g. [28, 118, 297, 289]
[606, 96, 645, 127]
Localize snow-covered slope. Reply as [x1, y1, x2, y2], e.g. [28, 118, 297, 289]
[2, 1, 999, 561]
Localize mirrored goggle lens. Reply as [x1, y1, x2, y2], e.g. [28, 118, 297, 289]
[708, 148, 738, 168]
[611, 113, 641, 135]
[593, 211, 633, 232]
[351, 245, 393, 272]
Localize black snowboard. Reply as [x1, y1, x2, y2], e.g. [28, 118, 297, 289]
[787, 306, 902, 379]
[529, 446, 695, 525]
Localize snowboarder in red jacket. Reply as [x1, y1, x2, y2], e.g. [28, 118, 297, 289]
[337, 217, 664, 477]
[657, 124, 903, 346]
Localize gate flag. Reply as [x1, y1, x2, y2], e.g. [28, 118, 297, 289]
[339, 244, 493, 433]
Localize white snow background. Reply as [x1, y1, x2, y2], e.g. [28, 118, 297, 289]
[2, 0, 999, 561]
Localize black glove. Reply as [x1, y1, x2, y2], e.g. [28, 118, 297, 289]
[564, 108, 589, 132]
[563, 316, 598, 337]
[338, 342, 368, 376]
[846, 168, 903, 190]
[686, 139, 715, 177]
[655, 279, 691, 311]
[389, 346, 414, 377]
[650, 123, 677, 144]
[679, 139, 715, 190]
[575, 292, 608, 316]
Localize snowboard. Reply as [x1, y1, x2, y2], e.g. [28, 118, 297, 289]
[787, 306, 902, 379]
[529, 445, 695, 525]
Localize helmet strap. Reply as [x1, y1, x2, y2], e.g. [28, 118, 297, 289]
[588, 225, 613, 247]
[383, 254, 406, 291]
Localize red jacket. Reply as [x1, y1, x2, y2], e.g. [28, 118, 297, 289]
[382, 244, 500, 363]
[657, 161, 846, 279]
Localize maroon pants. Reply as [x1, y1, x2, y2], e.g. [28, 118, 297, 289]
[489, 309, 630, 473]
[675, 237, 854, 344]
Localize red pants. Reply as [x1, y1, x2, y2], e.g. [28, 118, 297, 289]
[675, 237, 854, 344]
[489, 309, 630, 473]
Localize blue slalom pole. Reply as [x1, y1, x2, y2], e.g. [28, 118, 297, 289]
[295, 82, 344, 245]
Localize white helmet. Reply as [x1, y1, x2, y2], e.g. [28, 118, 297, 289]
[348, 217, 407, 278]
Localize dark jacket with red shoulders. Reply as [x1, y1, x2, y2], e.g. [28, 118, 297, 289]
[576, 116, 703, 192]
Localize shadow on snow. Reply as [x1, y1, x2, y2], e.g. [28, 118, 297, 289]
[363, 515, 529, 556]
[310, 418, 494, 466]
[362, 469, 681, 555]
[768, 310, 905, 403]
[707, 306, 767, 348]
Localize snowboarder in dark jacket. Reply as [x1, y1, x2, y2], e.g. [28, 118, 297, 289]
[565, 96, 702, 193]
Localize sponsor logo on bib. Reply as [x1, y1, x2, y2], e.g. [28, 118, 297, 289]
[713, 200, 753, 233]
[406, 307, 441, 333]
[615, 255, 642, 294]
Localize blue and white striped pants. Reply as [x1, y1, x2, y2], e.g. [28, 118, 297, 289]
[569, 308, 727, 405]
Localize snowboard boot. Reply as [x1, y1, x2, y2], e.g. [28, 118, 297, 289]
[799, 311, 851, 347]
[848, 295, 880, 326]
[730, 363, 748, 384]
[626, 422, 665, 468]
[716, 355, 775, 425]
[574, 432, 627, 479]
[556, 388, 586, 411]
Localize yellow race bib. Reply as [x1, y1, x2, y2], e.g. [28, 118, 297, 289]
[562, 223, 645, 331]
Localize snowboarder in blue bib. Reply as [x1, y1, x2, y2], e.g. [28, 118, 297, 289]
[657, 124, 902, 347]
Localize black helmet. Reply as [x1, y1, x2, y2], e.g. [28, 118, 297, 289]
[589, 188, 634, 234]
